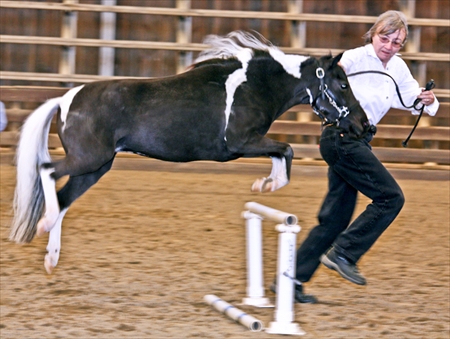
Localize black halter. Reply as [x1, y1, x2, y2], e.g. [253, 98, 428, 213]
[310, 67, 356, 127]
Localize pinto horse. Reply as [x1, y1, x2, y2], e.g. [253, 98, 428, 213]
[10, 31, 368, 273]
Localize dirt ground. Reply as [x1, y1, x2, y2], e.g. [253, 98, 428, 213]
[0, 161, 449, 339]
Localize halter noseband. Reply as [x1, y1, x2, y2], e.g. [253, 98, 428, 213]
[312, 67, 351, 127]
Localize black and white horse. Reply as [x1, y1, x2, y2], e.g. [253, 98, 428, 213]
[10, 31, 368, 273]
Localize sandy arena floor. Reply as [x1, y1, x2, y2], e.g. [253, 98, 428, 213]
[1, 161, 449, 339]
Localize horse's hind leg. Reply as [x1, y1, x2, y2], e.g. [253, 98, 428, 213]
[44, 208, 67, 274]
[42, 158, 114, 273]
[37, 157, 115, 236]
[36, 166, 60, 237]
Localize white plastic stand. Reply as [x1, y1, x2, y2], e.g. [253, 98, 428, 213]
[241, 211, 273, 307]
[242, 202, 305, 336]
[266, 224, 305, 336]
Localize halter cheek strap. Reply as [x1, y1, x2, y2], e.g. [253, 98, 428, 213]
[312, 67, 351, 126]
[316, 67, 326, 100]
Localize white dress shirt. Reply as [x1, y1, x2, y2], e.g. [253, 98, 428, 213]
[340, 44, 439, 126]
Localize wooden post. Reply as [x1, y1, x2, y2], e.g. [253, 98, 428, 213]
[176, 0, 192, 74]
[289, 0, 316, 147]
[401, 0, 426, 86]
[59, 0, 78, 87]
[98, 0, 117, 77]
[288, 0, 305, 49]
[400, 0, 436, 160]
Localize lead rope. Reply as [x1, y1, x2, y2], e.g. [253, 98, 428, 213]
[347, 70, 435, 147]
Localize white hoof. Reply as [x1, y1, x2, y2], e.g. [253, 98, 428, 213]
[44, 254, 56, 274]
[251, 177, 274, 193]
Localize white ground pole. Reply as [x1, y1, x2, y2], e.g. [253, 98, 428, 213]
[204, 294, 264, 332]
[266, 223, 305, 336]
[241, 202, 298, 308]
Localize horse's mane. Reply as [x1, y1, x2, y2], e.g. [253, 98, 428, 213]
[193, 31, 277, 64]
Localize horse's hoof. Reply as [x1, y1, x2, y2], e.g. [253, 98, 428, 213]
[261, 178, 274, 192]
[44, 255, 55, 274]
[251, 178, 266, 192]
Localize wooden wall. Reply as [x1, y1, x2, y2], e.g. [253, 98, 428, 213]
[0, 0, 448, 165]
[1, 0, 449, 87]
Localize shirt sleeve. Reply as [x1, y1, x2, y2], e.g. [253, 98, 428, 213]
[339, 48, 362, 74]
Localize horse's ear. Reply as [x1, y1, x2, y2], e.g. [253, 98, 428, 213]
[331, 53, 343, 68]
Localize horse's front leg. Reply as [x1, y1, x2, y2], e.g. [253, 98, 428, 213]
[44, 209, 67, 274]
[252, 156, 290, 192]
[228, 134, 293, 193]
[248, 141, 293, 193]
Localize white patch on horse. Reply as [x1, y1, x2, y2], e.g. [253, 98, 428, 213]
[224, 48, 253, 138]
[251, 156, 289, 192]
[268, 156, 289, 189]
[44, 208, 67, 274]
[306, 88, 314, 104]
[36, 167, 60, 236]
[269, 49, 308, 79]
[60, 85, 84, 130]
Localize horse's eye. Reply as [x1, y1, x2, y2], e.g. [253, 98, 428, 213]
[341, 83, 348, 89]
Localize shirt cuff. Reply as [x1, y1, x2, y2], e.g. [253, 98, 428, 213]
[424, 96, 440, 116]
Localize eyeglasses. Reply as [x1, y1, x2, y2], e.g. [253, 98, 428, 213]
[377, 35, 404, 48]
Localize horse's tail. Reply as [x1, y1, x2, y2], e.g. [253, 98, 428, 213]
[10, 97, 63, 243]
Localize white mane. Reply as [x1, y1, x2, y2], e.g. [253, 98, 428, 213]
[194, 31, 307, 79]
[194, 31, 275, 64]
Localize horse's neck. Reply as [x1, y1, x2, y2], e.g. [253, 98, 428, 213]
[274, 83, 311, 120]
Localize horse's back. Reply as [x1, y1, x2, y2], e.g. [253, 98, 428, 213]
[57, 67, 243, 162]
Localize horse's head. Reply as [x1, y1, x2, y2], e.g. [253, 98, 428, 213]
[303, 54, 370, 138]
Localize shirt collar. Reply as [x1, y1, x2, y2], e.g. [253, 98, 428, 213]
[364, 43, 401, 68]
[365, 43, 379, 60]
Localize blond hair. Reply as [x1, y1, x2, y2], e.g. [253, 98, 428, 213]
[363, 10, 408, 46]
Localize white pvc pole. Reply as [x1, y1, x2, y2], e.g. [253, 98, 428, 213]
[246, 213, 264, 298]
[241, 211, 273, 307]
[266, 224, 305, 336]
[204, 295, 264, 332]
[245, 202, 298, 226]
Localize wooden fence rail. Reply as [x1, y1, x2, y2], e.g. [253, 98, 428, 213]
[2, 1, 449, 26]
[2, 0, 449, 86]
[2, 35, 448, 63]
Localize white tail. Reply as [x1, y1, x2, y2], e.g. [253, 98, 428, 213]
[10, 97, 62, 243]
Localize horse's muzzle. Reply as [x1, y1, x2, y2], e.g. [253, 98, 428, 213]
[338, 103, 370, 139]
[337, 116, 368, 139]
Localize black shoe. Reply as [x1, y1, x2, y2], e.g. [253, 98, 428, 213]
[270, 281, 318, 304]
[320, 249, 367, 285]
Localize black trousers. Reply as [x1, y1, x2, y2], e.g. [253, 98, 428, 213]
[296, 126, 404, 282]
